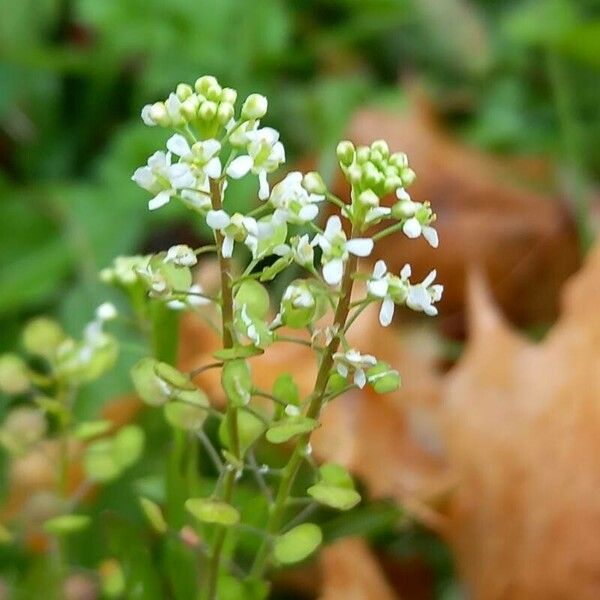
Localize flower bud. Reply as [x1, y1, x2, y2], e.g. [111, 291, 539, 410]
[400, 167, 416, 187]
[241, 94, 268, 120]
[347, 165, 362, 185]
[0, 354, 30, 394]
[371, 139, 389, 158]
[176, 83, 193, 101]
[357, 190, 379, 207]
[217, 101, 235, 124]
[361, 161, 382, 188]
[221, 87, 238, 104]
[355, 146, 370, 164]
[302, 171, 327, 195]
[194, 75, 219, 95]
[280, 282, 316, 329]
[389, 151, 408, 169]
[336, 141, 355, 166]
[149, 102, 169, 126]
[180, 95, 200, 120]
[205, 83, 223, 102]
[198, 100, 218, 121]
[383, 175, 403, 194]
[22, 317, 65, 360]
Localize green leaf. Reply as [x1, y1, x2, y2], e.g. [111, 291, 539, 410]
[219, 408, 265, 454]
[185, 498, 240, 526]
[84, 440, 122, 482]
[164, 401, 208, 431]
[213, 345, 264, 361]
[221, 359, 252, 406]
[130, 357, 169, 406]
[139, 497, 168, 534]
[274, 523, 322, 564]
[307, 483, 361, 511]
[43, 514, 91, 535]
[272, 373, 300, 406]
[112, 425, 145, 468]
[74, 419, 112, 440]
[266, 416, 318, 444]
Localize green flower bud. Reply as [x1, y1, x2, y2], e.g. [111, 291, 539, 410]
[149, 102, 169, 126]
[194, 75, 219, 95]
[176, 83, 193, 101]
[383, 175, 403, 194]
[0, 354, 30, 394]
[302, 171, 327, 195]
[205, 83, 223, 102]
[336, 140, 355, 167]
[198, 100, 218, 121]
[221, 87, 238, 104]
[371, 139, 389, 158]
[389, 151, 408, 170]
[347, 165, 362, 185]
[400, 167, 416, 186]
[22, 317, 65, 361]
[180, 95, 200, 120]
[217, 101, 235, 124]
[361, 161, 383, 189]
[355, 146, 370, 164]
[358, 190, 379, 207]
[241, 93, 268, 120]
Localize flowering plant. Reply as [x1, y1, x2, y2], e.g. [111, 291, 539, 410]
[0, 75, 441, 599]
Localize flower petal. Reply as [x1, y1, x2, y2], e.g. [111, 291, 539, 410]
[226, 155, 253, 179]
[298, 204, 318, 222]
[206, 209, 230, 230]
[346, 238, 374, 257]
[423, 226, 439, 248]
[222, 236, 234, 258]
[258, 170, 269, 200]
[323, 258, 344, 285]
[148, 190, 171, 211]
[379, 296, 395, 327]
[167, 134, 191, 158]
[205, 157, 222, 179]
[354, 369, 367, 389]
[402, 217, 421, 239]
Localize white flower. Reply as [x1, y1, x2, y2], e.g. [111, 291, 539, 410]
[315, 216, 373, 285]
[333, 349, 377, 389]
[406, 270, 443, 316]
[269, 172, 324, 224]
[132, 151, 195, 210]
[96, 302, 117, 322]
[226, 127, 285, 200]
[206, 210, 259, 258]
[141, 104, 156, 126]
[276, 234, 315, 267]
[164, 245, 197, 267]
[167, 134, 222, 180]
[167, 284, 211, 310]
[367, 260, 396, 327]
[394, 188, 439, 248]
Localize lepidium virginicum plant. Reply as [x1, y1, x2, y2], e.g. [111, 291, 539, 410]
[125, 75, 442, 598]
[0, 74, 442, 599]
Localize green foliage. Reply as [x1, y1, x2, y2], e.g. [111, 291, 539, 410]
[274, 523, 322, 564]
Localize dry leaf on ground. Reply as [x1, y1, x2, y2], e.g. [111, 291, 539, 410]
[441, 242, 600, 599]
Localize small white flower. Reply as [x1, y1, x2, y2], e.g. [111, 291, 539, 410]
[167, 134, 222, 180]
[141, 104, 156, 126]
[269, 172, 324, 225]
[333, 349, 377, 389]
[406, 270, 443, 316]
[167, 283, 211, 310]
[132, 151, 195, 210]
[394, 189, 439, 248]
[206, 210, 259, 258]
[315, 216, 373, 285]
[367, 260, 396, 327]
[164, 245, 197, 267]
[96, 302, 117, 322]
[226, 127, 285, 200]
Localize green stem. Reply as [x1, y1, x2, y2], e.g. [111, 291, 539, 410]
[200, 178, 242, 600]
[250, 251, 359, 578]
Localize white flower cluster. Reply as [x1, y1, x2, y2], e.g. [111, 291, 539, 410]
[368, 260, 443, 326]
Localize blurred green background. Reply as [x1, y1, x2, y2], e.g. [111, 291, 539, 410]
[0, 0, 599, 595]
